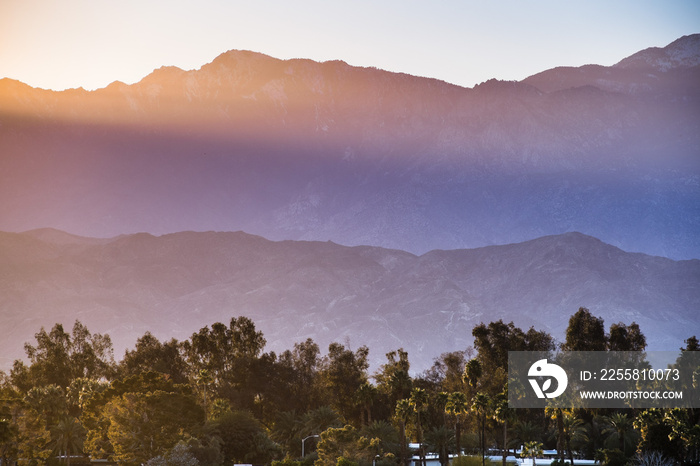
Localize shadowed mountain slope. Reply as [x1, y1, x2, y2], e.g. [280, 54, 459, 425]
[1, 36, 699, 259]
[1, 230, 697, 372]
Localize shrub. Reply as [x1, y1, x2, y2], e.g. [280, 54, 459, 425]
[634, 451, 676, 466]
[272, 460, 302, 466]
[337, 456, 359, 466]
[601, 449, 626, 466]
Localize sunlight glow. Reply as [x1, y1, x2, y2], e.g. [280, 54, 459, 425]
[1, 0, 698, 91]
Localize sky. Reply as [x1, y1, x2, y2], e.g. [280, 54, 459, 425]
[1, 1, 699, 91]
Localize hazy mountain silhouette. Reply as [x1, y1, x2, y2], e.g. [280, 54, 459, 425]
[1, 229, 697, 371]
[0, 35, 698, 259]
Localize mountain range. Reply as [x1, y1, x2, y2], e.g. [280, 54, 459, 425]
[1, 35, 699, 372]
[1, 229, 698, 372]
[1, 35, 699, 259]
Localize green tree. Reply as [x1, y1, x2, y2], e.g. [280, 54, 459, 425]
[491, 392, 513, 466]
[67, 378, 108, 417]
[320, 343, 370, 422]
[276, 338, 323, 413]
[545, 407, 565, 462]
[120, 332, 188, 384]
[395, 400, 412, 466]
[463, 359, 482, 390]
[664, 408, 700, 464]
[560, 410, 587, 466]
[421, 351, 468, 394]
[52, 416, 85, 466]
[269, 407, 337, 459]
[361, 420, 399, 459]
[271, 410, 304, 457]
[435, 392, 449, 427]
[0, 414, 16, 466]
[682, 335, 699, 351]
[607, 322, 646, 351]
[445, 392, 468, 457]
[0, 397, 19, 466]
[672, 336, 700, 409]
[105, 390, 204, 465]
[81, 372, 186, 461]
[510, 421, 541, 449]
[633, 409, 680, 459]
[374, 349, 412, 413]
[425, 426, 454, 466]
[21, 321, 115, 390]
[561, 308, 607, 351]
[16, 406, 51, 464]
[602, 413, 635, 458]
[68, 321, 115, 380]
[471, 321, 554, 395]
[471, 392, 490, 466]
[521, 441, 543, 465]
[208, 397, 232, 421]
[303, 406, 343, 437]
[356, 383, 377, 426]
[24, 324, 72, 388]
[25, 384, 67, 427]
[315, 425, 381, 466]
[409, 388, 429, 466]
[183, 316, 266, 409]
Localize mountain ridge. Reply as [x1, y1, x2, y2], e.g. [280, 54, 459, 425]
[1, 229, 697, 373]
[0, 35, 698, 260]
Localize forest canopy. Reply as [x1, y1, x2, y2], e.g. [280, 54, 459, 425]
[0, 309, 697, 466]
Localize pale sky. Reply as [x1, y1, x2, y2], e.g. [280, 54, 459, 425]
[1, 0, 699, 91]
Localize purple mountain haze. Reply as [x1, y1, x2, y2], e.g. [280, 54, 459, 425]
[1, 34, 698, 259]
[0, 36, 699, 371]
[0, 229, 698, 372]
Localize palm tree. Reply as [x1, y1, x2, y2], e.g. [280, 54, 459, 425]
[51, 417, 85, 466]
[435, 392, 450, 427]
[26, 385, 67, 427]
[511, 420, 541, 452]
[445, 392, 468, 457]
[388, 366, 413, 405]
[425, 426, 455, 466]
[545, 407, 565, 462]
[196, 368, 212, 419]
[471, 392, 491, 466]
[362, 420, 400, 456]
[271, 410, 303, 456]
[561, 411, 587, 466]
[464, 359, 482, 389]
[521, 441, 543, 466]
[395, 399, 413, 466]
[302, 406, 341, 437]
[356, 382, 377, 426]
[492, 393, 513, 466]
[409, 388, 429, 466]
[602, 413, 635, 457]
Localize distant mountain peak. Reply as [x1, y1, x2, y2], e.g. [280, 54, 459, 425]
[21, 228, 110, 245]
[207, 49, 284, 71]
[1, 229, 697, 372]
[614, 33, 700, 71]
[1, 36, 698, 260]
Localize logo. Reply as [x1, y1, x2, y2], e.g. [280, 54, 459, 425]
[528, 359, 568, 399]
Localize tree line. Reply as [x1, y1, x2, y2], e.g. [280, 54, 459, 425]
[0, 308, 697, 466]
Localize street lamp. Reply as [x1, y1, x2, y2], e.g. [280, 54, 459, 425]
[302, 434, 320, 458]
